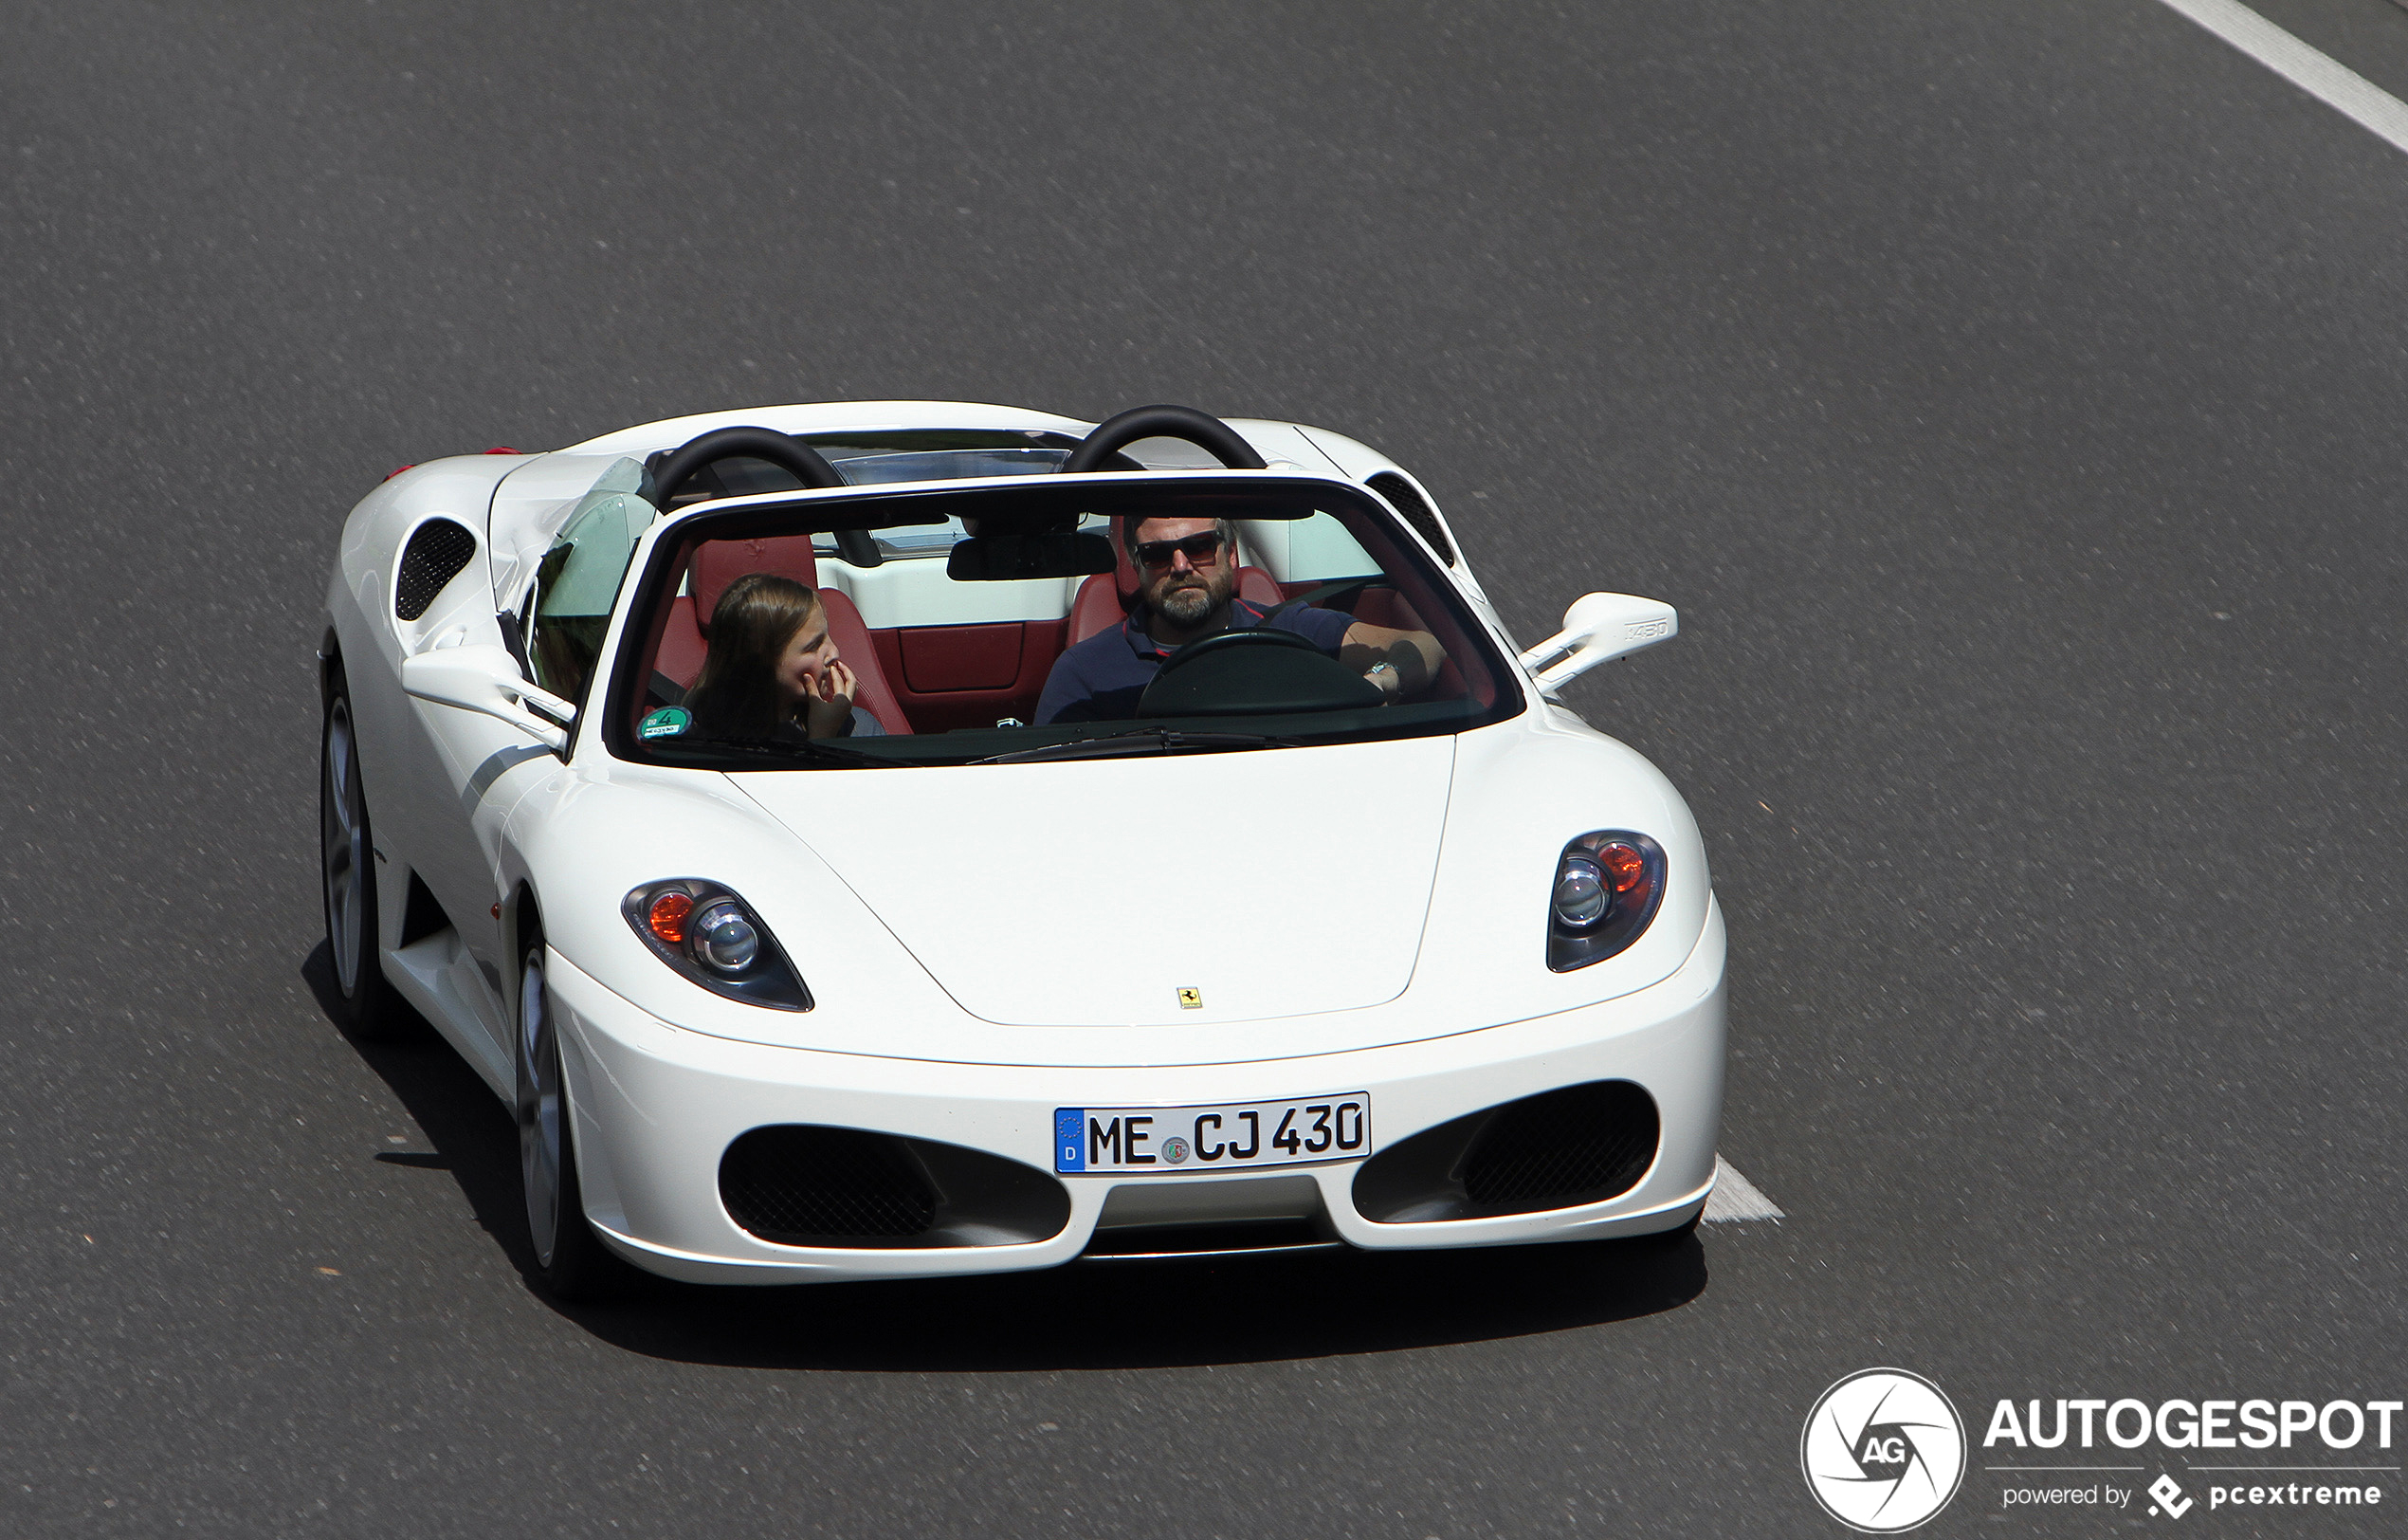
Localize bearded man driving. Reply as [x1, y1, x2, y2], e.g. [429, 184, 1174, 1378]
[1034, 515, 1444, 724]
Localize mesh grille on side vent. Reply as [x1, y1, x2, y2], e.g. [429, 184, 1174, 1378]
[394, 519, 477, 621]
[1461, 1081, 1657, 1209]
[1352, 1078, 1660, 1223]
[1366, 472, 1455, 566]
[720, 1126, 937, 1243]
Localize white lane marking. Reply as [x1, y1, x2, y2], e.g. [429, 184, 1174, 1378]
[1703, 1155, 1784, 1222]
[2154, 0, 2408, 154]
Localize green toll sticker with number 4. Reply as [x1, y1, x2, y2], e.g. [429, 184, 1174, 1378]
[638, 706, 692, 741]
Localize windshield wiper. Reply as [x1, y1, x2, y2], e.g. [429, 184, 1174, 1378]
[973, 726, 1297, 765]
[683, 733, 900, 769]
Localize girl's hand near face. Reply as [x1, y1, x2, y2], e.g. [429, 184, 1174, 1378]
[802, 659, 858, 739]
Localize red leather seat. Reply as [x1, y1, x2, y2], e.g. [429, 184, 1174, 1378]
[656, 534, 913, 735]
[1066, 517, 1283, 646]
[1066, 572, 1126, 648]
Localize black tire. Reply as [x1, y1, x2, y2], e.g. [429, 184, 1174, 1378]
[320, 665, 407, 1038]
[514, 917, 625, 1300]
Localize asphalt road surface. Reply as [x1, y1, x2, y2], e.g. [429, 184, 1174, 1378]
[4, 1, 2404, 1534]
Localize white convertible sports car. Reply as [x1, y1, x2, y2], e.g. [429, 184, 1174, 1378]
[319, 400, 1725, 1295]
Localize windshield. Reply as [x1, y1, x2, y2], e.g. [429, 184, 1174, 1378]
[603, 476, 1521, 768]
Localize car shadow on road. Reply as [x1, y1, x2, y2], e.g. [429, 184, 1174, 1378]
[305, 944, 1710, 1371]
[584, 1234, 1709, 1372]
[303, 943, 547, 1277]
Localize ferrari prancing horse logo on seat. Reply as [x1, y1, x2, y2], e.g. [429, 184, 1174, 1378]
[1177, 987, 1202, 1010]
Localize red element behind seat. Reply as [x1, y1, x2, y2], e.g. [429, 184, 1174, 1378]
[901, 624, 1022, 691]
[873, 620, 1066, 732]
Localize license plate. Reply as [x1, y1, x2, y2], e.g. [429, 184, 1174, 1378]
[1054, 1095, 1371, 1174]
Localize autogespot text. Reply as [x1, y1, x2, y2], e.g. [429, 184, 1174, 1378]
[1984, 1397, 2401, 1451]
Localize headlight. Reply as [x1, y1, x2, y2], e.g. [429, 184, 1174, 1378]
[1552, 856, 1609, 927]
[623, 880, 812, 1010]
[1546, 831, 1666, 972]
[689, 901, 760, 973]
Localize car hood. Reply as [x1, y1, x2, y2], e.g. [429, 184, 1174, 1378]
[730, 737, 1457, 1027]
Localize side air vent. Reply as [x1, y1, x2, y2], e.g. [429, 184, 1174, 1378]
[719, 1125, 1071, 1250]
[1352, 1080, 1660, 1224]
[394, 519, 477, 621]
[1461, 1081, 1658, 1209]
[721, 1127, 936, 1240]
[1367, 472, 1455, 566]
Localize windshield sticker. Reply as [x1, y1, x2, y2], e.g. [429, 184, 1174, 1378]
[638, 706, 692, 741]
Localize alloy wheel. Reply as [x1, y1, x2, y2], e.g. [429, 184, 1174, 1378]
[517, 945, 564, 1269]
[321, 700, 367, 996]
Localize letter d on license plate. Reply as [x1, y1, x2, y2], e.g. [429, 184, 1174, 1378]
[1054, 1095, 1370, 1174]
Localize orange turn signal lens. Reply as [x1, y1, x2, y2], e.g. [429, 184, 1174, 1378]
[648, 890, 694, 944]
[1599, 841, 1647, 894]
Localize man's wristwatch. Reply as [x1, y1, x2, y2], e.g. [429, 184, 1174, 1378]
[1365, 661, 1399, 698]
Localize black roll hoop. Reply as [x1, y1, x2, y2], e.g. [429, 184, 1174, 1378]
[1061, 405, 1268, 475]
[645, 426, 847, 507]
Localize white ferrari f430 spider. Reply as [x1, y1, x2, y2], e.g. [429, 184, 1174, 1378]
[319, 400, 1724, 1294]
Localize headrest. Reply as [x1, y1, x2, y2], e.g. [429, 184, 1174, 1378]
[1110, 515, 1140, 610]
[692, 535, 821, 634]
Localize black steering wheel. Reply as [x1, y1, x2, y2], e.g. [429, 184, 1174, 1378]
[1137, 627, 1383, 717]
[1154, 625, 1321, 676]
[1062, 405, 1268, 474]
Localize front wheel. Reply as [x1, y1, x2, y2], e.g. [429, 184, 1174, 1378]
[515, 925, 623, 1299]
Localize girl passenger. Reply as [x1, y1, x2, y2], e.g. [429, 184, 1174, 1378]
[683, 573, 885, 740]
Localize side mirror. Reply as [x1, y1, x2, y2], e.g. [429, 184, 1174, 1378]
[1518, 593, 1678, 689]
[402, 644, 575, 753]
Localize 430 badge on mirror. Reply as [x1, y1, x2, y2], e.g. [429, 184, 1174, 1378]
[1057, 1096, 1371, 1174]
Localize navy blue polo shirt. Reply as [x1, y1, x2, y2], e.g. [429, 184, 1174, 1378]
[1037, 599, 1355, 724]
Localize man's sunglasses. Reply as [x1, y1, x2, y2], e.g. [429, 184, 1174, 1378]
[1134, 531, 1228, 569]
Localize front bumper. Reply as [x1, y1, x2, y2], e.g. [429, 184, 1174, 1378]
[548, 904, 1727, 1285]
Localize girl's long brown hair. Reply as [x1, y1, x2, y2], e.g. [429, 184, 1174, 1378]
[684, 572, 821, 737]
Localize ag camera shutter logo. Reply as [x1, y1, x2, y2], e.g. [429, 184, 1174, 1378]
[1801, 1368, 1968, 1531]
